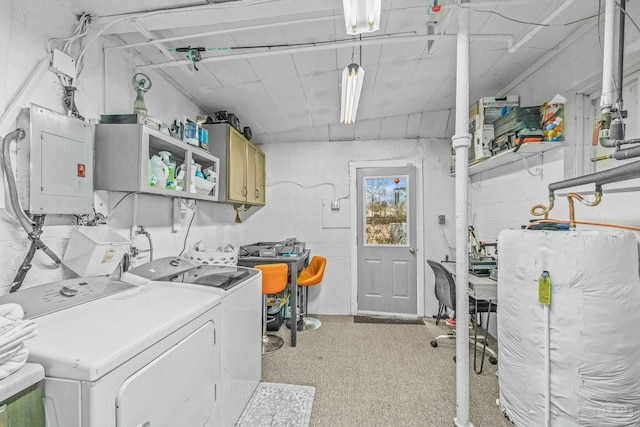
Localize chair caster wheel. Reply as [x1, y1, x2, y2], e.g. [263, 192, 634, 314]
[489, 356, 498, 365]
[430, 340, 438, 347]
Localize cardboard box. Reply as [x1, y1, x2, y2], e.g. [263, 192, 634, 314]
[469, 95, 519, 134]
[472, 125, 494, 162]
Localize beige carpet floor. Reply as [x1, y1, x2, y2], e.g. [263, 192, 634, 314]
[262, 315, 512, 427]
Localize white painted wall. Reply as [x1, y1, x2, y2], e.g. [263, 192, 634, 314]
[0, 0, 206, 292]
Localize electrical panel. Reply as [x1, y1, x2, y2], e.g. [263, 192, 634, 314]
[16, 105, 94, 214]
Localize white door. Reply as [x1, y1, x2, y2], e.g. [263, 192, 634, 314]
[356, 166, 418, 316]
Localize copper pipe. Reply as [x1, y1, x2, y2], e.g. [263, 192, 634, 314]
[530, 196, 555, 219]
[591, 154, 613, 162]
[566, 192, 603, 230]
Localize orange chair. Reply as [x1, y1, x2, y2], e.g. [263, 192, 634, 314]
[295, 256, 326, 331]
[254, 264, 289, 354]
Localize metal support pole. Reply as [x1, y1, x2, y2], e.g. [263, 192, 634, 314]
[453, 4, 473, 427]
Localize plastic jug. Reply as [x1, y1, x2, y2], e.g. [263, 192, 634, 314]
[149, 155, 168, 187]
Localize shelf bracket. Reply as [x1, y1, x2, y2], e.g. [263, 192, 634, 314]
[510, 152, 543, 179]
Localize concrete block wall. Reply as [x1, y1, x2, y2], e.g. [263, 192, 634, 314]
[223, 138, 456, 317]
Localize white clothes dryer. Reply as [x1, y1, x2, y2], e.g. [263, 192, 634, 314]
[0, 276, 222, 427]
[123, 257, 262, 427]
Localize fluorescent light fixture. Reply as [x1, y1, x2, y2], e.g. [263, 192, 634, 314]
[343, 0, 381, 35]
[340, 63, 365, 125]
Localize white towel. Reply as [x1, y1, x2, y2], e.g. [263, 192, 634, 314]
[0, 303, 36, 380]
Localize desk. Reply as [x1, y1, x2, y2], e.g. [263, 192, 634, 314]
[238, 250, 310, 347]
[442, 261, 498, 373]
[442, 262, 498, 301]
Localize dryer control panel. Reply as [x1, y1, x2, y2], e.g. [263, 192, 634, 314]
[0, 277, 136, 319]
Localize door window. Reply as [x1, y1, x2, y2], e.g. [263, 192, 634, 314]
[363, 176, 408, 246]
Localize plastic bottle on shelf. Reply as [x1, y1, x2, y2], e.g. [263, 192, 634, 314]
[149, 155, 168, 187]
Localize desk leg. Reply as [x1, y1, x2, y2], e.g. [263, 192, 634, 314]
[290, 268, 297, 347]
[473, 300, 493, 374]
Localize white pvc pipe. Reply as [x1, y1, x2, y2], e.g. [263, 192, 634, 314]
[508, 0, 576, 53]
[600, 0, 616, 111]
[136, 33, 512, 71]
[452, 5, 473, 427]
[544, 303, 551, 427]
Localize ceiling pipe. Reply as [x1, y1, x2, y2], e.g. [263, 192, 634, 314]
[111, 14, 344, 51]
[600, 0, 616, 112]
[452, 2, 473, 427]
[548, 159, 640, 192]
[136, 33, 514, 71]
[507, 0, 577, 53]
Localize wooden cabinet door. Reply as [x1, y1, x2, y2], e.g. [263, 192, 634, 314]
[246, 142, 257, 203]
[227, 127, 247, 202]
[254, 148, 265, 204]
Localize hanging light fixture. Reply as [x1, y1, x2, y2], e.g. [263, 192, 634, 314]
[340, 62, 365, 125]
[342, 0, 381, 35]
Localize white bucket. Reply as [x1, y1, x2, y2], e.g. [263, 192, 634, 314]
[63, 226, 131, 276]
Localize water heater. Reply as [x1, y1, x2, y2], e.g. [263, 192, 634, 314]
[498, 229, 640, 426]
[16, 105, 93, 215]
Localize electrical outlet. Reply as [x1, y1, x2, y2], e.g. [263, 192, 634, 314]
[438, 215, 446, 225]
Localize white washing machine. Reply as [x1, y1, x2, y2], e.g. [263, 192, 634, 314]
[0, 276, 222, 427]
[123, 256, 262, 427]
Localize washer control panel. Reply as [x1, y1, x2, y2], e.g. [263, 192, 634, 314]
[0, 277, 136, 319]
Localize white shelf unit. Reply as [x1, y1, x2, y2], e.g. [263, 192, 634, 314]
[95, 124, 220, 202]
[454, 141, 566, 176]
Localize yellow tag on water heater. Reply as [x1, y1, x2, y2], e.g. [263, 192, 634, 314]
[538, 271, 551, 305]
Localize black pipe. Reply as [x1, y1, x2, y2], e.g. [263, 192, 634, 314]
[613, 145, 640, 160]
[548, 159, 640, 192]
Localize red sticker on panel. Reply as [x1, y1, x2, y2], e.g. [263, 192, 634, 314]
[77, 164, 86, 177]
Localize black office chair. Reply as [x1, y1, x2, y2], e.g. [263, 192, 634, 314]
[427, 260, 498, 372]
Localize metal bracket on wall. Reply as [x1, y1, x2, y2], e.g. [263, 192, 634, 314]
[172, 198, 181, 233]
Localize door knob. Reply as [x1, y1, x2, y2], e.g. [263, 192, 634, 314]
[409, 247, 417, 254]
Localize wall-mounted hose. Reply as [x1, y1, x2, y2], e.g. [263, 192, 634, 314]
[1, 129, 34, 233]
[2, 129, 62, 292]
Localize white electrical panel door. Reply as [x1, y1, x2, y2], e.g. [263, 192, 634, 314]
[17, 105, 93, 215]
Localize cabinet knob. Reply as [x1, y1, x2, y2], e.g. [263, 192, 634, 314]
[243, 187, 247, 197]
[255, 189, 260, 199]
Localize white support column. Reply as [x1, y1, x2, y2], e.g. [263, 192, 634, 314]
[452, 4, 473, 427]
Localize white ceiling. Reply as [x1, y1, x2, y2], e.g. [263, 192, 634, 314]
[68, 0, 609, 143]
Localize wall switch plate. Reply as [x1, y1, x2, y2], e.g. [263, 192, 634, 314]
[438, 215, 446, 225]
[331, 200, 340, 210]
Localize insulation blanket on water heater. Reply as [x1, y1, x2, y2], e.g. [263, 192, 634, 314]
[497, 229, 640, 427]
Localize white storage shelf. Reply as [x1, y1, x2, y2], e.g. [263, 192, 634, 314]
[453, 141, 566, 176]
[95, 124, 220, 202]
